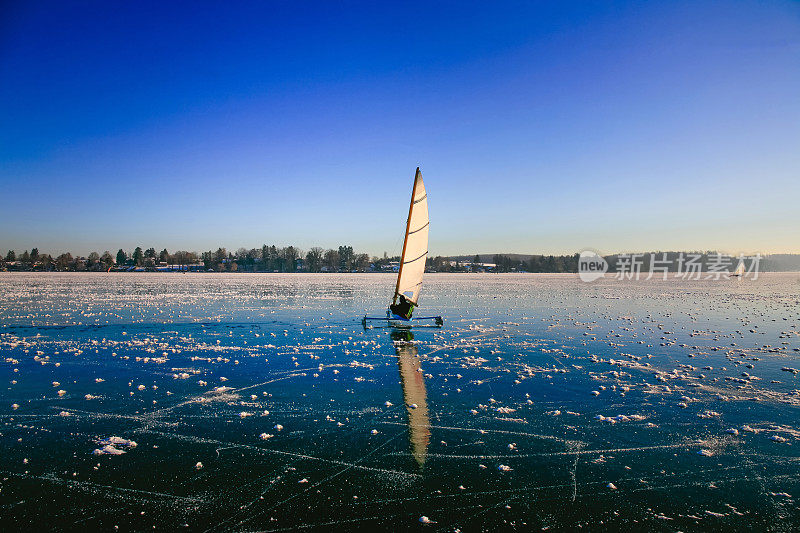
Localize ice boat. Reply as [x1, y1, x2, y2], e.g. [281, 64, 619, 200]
[362, 167, 443, 329]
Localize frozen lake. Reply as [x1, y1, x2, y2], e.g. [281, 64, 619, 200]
[1, 272, 799, 531]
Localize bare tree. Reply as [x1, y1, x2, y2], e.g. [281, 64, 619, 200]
[324, 249, 340, 272]
[88, 252, 100, 270]
[56, 253, 73, 271]
[338, 245, 354, 271]
[306, 247, 323, 272]
[101, 251, 114, 269]
[355, 253, 371, 272]
[283, 246, 298, 272]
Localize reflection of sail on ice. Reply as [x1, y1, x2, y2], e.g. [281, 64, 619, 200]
[394, 168, 429, 306]
[393, 332, 430, 467]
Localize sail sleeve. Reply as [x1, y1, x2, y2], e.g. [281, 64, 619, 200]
[396, 170, 429, 305]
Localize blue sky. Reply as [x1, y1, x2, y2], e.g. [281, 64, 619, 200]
[1, 1, 798, 257]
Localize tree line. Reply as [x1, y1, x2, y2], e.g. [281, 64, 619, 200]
[484, 252, 784, 273]
[199, 245, 373, 273]
[491, 254, 581, 273]
[489, 251, 794, 273]
[1, 245, 381, 273]
[2, 247, 795, 273]
[1, 246, 558, 273]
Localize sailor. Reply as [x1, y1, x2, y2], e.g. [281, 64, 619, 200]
[390, 294, 415, 320]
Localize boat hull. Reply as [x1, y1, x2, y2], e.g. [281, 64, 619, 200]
[362, 315, 443, 329]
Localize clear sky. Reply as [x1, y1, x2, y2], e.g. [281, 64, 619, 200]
[1, 1, 798, 257]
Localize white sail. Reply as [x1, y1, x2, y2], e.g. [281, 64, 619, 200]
[733, 262, 745, 276]
[395, 168, 429, 306]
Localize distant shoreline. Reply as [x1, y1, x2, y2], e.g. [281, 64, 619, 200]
[3, 249, 799, 274]
[2, 271, 799, 275]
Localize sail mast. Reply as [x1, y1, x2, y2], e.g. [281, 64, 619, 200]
[393, 167, 421, 305]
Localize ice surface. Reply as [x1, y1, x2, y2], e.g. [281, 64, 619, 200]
[0, 272, 798, 531]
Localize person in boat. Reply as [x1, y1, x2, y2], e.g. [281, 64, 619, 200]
[390, 294, 415, 320]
